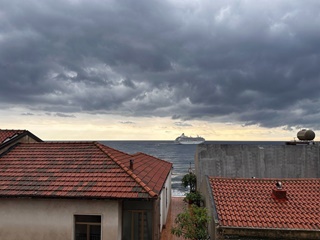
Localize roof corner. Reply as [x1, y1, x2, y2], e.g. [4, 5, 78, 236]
[94, 142, 158, 198]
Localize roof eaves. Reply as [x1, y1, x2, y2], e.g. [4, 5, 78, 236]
[220, 227, 320, 240]
[0, 195, 129, 201]
[220, 225, 320, 232]
[0, 142, 21, 157]
[0, 130, 43, 150]
[95, 142, 158, 198]
[0, 131, 23, 146]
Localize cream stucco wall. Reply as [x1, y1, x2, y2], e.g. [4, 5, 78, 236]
[0, 198, 121, 240]
[160, 169, 172, 230]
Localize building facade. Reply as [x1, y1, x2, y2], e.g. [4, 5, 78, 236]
[0, 141, 172, 240]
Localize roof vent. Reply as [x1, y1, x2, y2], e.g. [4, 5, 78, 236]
[129, 159, 134, 170]
[272, 181, 287, 201]
[276, 181, 282, 189]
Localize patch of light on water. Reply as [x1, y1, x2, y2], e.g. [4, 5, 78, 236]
[171, 180, 183, 185]
[172, 189, 186, 197]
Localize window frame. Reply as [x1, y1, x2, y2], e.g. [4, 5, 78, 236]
[74, 214, 102, 240]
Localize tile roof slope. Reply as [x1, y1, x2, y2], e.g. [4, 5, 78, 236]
[209, 177, 320, 230]
[0, 142, 171, 199]
[0, 129, 25, 143]
[96, 144, 172, 195]
[131, 152, 172, 194]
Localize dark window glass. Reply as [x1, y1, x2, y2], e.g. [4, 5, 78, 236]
[75, 215, 101, 240]
[123, 210, 152, 240]
[90, 225, 101, 240]
[75, 215, 101, 223]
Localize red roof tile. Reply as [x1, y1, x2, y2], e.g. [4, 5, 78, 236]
[209, 177, 320, 230]
[96, 145, 172, 195]
[0, 129, 25, 143]
[0, 142, 172, 199]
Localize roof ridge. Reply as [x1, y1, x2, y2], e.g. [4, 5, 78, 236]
[23, 141, 97, 144]
[95, 142, 158, 198]
[0, 129, 26, 131]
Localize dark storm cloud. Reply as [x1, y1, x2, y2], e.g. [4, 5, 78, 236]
[1, 0, 320, 129]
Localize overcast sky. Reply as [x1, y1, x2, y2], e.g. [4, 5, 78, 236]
[1, 0, 320, 140]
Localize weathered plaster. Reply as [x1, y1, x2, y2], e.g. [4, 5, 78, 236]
[0, 198, 120, 240]
[196, 144, 320, 189]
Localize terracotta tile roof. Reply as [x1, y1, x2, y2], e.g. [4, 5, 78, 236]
[0, 129, 25, 143]
[0, 142, 172, 199]
[209, 177, 320, 230]
[130, 152, 172, 194]
[96, 144, 172, 195]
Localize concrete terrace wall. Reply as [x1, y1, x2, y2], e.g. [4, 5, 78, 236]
[195, 144, 320, 188]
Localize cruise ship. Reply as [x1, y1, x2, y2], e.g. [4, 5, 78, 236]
[174, 133, 205, 145]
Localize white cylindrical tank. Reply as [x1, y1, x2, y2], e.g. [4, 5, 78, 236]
[297, 129, 315, 141]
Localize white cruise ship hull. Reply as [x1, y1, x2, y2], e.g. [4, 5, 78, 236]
[174, 133, 205, 145]
[177, 140, 205, 145]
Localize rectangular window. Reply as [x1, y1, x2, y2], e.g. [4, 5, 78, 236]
[122, 200, 153, 240]
[74, 215, 101, 240]
[131, 210, 151, 240]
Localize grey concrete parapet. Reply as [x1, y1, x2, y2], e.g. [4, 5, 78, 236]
[195, 144, 320, 189]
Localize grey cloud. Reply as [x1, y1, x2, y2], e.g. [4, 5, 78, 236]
[172, 115, 181, 120]
[21, 113, 35, 116]
[174, 122, 192, 127]
[54, 113, 76, 118]
[1, 0, 320, 129]
[119, 121, 135, 124]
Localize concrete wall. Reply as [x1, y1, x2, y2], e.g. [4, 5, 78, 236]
[200, 177, 219, 240]
[0, 198, 121, 240]
[195, 144, 320, 189]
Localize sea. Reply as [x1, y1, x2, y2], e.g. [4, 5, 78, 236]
[100, 140, 285, 196]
